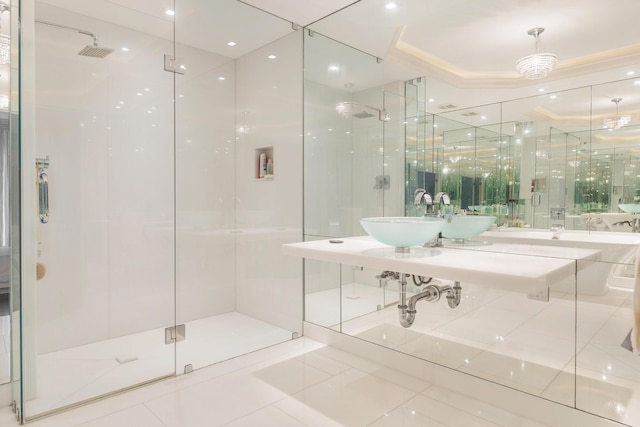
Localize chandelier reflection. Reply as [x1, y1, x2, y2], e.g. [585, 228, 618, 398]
[603, 98, 631, 130]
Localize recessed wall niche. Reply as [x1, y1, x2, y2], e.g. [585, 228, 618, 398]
[255, 146, 274, 180]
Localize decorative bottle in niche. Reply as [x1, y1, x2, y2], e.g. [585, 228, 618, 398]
[266, 158, 273, 177]
[259, 153, 266, 178]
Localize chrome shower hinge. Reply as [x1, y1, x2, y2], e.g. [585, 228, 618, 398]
[165, 324, 186, 344]
[164, 54, 186, 74]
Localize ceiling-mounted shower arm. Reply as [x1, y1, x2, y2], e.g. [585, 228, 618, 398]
[336, 101, 390, 121]
[35, 19, 99, 47]
[35, 19, 114, 58]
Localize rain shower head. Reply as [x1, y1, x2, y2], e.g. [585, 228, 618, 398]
[335, 101, 390, 121]
[36, 19, 114, 59]
[352, 110, 375, 119]
[78, 44, 114, 58]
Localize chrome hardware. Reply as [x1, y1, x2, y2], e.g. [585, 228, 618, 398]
[36, 155, 50, 224]
[398, 273, 462, 328]
[165, 324, 186, 344]
[414, 188, 433, 215]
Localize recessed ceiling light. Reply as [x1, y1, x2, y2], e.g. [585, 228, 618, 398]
[121, 47, 130, 52]
[627, 71, 635, 76]
[328, 65, 340, 73]
[480, 115, 487, 120]
[634, 80, 640, 85]
[227, 41, 236, 47]
[268, 54, 276, 59]
[538, 88, 545, 93]
[550, 94, 557, 99]
[428, 98, 436, 102]
[218, 76, 226, 81]
[385, 2, 397, 10]
[164, 9, 175, 16]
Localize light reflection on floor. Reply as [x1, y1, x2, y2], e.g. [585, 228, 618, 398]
[306, 282, 640, 425]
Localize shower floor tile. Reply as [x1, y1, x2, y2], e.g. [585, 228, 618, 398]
[25, 312, 292, 418]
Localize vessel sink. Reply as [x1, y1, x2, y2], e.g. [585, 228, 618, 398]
[442, 215, 496, 240]
[360, 217, 445, 250]
[618, 204, 640, 214]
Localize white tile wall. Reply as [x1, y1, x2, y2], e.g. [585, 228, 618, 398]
[234, 31, 304, 334]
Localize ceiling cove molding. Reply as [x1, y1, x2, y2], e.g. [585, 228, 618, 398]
[595, 134, 640, 144]
[388, 25, 640, 90]
[528, 106, 640, 127]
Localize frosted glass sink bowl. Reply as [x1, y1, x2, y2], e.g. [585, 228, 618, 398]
[360, 217, 445, 251]
[618, 204, 640, 213]
[442, 215, 497, 240]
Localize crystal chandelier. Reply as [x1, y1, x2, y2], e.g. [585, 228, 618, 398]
[603, 98, 631, 130]
[516, 28, 557, 80]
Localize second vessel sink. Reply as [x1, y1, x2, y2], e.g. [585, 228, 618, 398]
[360, 217, 445, 251]
[618, 204, 640, 214]
[442, 215, 497, 240]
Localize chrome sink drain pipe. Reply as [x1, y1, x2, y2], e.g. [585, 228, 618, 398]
[398, 273, 462, 328]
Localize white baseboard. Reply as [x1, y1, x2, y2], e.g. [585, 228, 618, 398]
[303, 321, 622, 427]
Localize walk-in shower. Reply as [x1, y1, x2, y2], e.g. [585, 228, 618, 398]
[11, 0, 303, 422]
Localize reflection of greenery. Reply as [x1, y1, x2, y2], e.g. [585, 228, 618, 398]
[484, 173, 507, 205]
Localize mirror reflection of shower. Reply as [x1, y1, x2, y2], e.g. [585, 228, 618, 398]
[335, 101, 390, 121]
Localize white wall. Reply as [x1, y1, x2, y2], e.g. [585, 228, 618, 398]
[234, 31, 303, 334]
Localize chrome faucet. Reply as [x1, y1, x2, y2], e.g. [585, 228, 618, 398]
[434, 192, 452, 222]
[414, 188, 433, 216]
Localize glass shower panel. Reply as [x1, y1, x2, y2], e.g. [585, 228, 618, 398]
[303, 30, 385, 328]
[174, 0, 300, 373]
[24, 1, 177, 418]
[303, 31, 385, 239]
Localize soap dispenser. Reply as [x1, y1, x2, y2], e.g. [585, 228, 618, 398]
[266, 158, 273, 176]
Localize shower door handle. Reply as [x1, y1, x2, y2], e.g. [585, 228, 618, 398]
[38, 170, 49, 223]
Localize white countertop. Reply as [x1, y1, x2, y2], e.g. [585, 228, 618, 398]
[283, 236, 601, 296]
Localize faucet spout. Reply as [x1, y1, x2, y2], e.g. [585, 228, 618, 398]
[434, 192, 452, 222]
[414, 188, 433, 215]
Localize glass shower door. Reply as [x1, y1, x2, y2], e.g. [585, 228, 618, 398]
[20, 0, 178, 419]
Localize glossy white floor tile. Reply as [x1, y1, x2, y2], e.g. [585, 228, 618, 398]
[7, 338, 566, 427]
[24, 312, 292, 418]
[331, 283, 640, 426]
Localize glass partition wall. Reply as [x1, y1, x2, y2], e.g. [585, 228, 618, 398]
[13, 0, 303, 421]
[304, 22, 640, 426]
